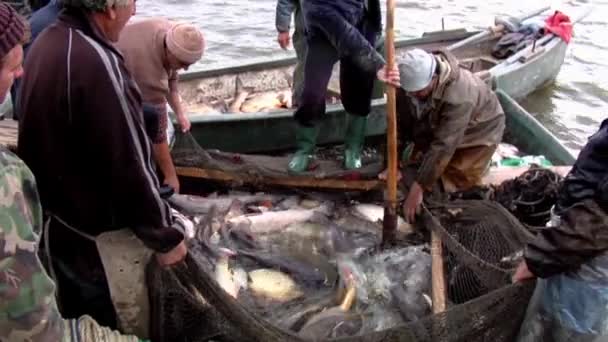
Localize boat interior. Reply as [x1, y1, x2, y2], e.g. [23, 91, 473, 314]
[178, 30, 505, 116]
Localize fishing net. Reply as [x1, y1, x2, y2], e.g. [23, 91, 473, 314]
[146, 194, 538, 342]
[450, 166, 564, 232]
[171, 132, 383, 181]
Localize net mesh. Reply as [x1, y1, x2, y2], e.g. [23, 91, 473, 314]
[147, 193, 540, 342]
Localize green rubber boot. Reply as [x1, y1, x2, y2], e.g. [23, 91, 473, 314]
[288, 124, 319, 173]
[344, 115, 368, 170]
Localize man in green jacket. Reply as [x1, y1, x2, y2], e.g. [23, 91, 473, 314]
[377, 48, 505, 222]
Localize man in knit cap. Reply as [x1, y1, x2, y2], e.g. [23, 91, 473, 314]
[17, 0, 188, 334]
[11, 0, 63, 120]
[117, 18, 205, 194]
[0, 3, 147, 341]
[377, 48, 505, 223]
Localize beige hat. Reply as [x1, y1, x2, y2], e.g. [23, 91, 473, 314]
[165, 23, 205, 65]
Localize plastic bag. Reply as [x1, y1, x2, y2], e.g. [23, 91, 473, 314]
[516, 253, 608, 342]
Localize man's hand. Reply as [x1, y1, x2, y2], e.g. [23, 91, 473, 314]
[278, 31, 291, 50]
[378, 168, 403, 181]
[156, 241, 187, 266]
[177, 114, 191, 133]
[165, 175, 180, 194]
[403, 181, 424, 223]
[377, 64, 401, 88]
[512, 260, 536, 283]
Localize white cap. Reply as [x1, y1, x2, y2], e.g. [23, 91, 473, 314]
[397, 48, 437, 92]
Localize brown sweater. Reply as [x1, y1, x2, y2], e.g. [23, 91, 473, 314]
[17, 7, 183, 253]
[116, 17, 178, 105]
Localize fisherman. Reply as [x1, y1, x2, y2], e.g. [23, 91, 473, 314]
[0, 3, 145, 340]
[17, 0, 187, 330]
[287, 0, 385, 173]
[513, 119, 608, 341]
[116, 18, 204, 194]
[11, 0, 62, 120]
[275, 0, 305, 107]
[377, 48, 505, 222]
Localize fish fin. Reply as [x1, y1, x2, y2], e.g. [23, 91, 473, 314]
[422, 293, 433, 309]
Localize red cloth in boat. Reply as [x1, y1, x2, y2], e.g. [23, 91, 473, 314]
[544, 10, 573, 43]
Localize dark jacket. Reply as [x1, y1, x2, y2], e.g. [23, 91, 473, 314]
[275, 0, 299, 33]
[396, 50, 505, 190]
[17, 7, 183, 253]
[10, 0, 62, 120]
[525, 119, 608, 278]
[302, 0, 384, 73]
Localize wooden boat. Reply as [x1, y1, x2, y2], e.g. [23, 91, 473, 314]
[174, 89, 576, 191]
[174, 16, 572, 154]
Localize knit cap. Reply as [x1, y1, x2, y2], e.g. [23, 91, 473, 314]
[165, 23, 204, 65]
[0, 3, 26, 60]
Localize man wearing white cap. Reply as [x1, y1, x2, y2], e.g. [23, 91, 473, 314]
[377, 48, 505, 223]
[117, 18, 205, 194]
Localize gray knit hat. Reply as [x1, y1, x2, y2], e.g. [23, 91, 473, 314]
[398, 48, 437, 92]
[0, 3, 26, 60]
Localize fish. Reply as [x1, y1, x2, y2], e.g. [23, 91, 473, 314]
[240, 90, 292, 113]
[186, 101, 226, 115]
[229, 90, 250, 113]
[237, 249, 333, 287]
[351, 203, 414, 235]
[298, 274, 362, 339]
[168, 193, 284, 216]
[273, 290, 337, 331]
[298, 307, 363, 339]
[248, 269, 303, 302]
[214, 250, 248, 299]
[227, 203, 333, 234]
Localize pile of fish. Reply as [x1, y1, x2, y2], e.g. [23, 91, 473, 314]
[185, 88, 340, 115]
[167, 191, 434, 339]
[185, 90, 293, 115]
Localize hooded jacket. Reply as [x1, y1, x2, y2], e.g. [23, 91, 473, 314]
[396, 49, 505, 191]
[302, 0, 384, 73]
[17, 7, 183, 253]
[525, 119, 608, 278]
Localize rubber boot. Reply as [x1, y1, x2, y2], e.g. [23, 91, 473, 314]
[288, 124, 319, 173]
[344, 115, 367, 170]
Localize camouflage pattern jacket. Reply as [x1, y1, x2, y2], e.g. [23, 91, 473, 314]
[0, 147, 65, 341]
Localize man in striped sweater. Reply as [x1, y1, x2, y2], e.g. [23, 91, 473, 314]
[17, 0, 187, 332]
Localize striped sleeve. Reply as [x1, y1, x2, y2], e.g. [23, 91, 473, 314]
[72, 30, 182, 252]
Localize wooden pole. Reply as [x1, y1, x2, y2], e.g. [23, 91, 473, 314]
[431, 232, 447, 313]
[382, 0, 399, 246]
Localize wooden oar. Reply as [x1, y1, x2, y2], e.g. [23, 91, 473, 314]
[381, 0, 399, 247]
[446, 5, 551, 51]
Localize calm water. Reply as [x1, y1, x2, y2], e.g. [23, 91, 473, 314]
[137, 0, 607, 155]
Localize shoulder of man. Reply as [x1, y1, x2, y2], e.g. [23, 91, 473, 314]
[0, 148, 65, 341]
[0, 147, 42, 253]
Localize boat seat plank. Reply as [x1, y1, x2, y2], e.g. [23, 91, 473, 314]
[0, 120, 18, 152]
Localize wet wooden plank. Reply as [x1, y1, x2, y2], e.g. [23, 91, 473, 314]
[176, 166, 382, 191]
[0, 120, 18, 152]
